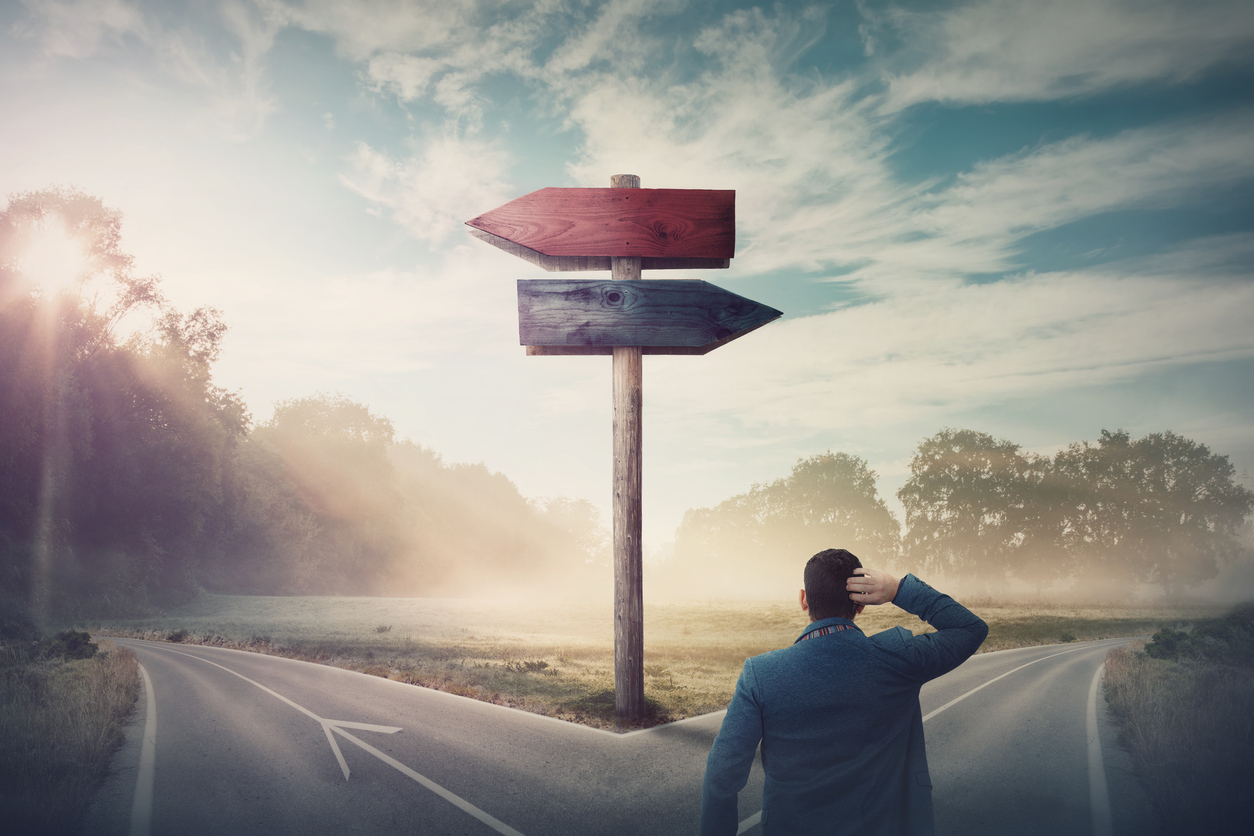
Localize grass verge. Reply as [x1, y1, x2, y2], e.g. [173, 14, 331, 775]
[86, 593, 1220, 730]
[1103, 606, 1254, 834]
[0, 637, 139, 834]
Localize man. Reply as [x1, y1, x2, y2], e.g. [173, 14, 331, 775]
[700, 548, 988, 836]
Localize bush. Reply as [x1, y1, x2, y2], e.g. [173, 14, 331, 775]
[166, 628, 189, 643]
[1144, 604, 1254, 665]
[45, 630, 98, 660]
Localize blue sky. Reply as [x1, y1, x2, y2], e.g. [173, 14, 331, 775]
[3, 0, 1253, 561]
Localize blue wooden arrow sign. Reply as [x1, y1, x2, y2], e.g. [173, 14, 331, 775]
[518, 279, 782, 355]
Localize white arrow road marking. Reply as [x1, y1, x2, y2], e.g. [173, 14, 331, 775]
[151, 645, 527, 836]
[157, 646, 400, 779]
[319, 719, 404, 781]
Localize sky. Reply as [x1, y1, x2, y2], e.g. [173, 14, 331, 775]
[2, 0, 1253, 563]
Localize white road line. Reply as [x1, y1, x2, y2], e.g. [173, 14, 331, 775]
[136, 642, 526, 836]
[736, 810, 762, 834]
[1087, 662, 1113, 836]
[129, 663, 156, 836]
[922, 641, 1121, 723]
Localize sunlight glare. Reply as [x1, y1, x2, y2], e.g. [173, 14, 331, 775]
[22, 221, 89, 296]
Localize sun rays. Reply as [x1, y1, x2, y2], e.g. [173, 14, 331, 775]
[20, 219, 90, 299]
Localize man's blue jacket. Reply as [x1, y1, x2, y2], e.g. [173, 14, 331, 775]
[700, 575, 988, 836]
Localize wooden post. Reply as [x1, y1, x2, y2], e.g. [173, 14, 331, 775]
[611, 173, 644, 727]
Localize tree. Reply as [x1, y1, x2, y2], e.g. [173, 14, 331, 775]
[533, 497, 611, 590]
[0, 187, 242, 618]
[898, 428, 1048, 592]
[672, 452, 900, 596]
[1053, 430, 1254, 596]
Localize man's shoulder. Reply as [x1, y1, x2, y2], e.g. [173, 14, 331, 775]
[868, 624, 915, 650]
[745, 644, 795, 669]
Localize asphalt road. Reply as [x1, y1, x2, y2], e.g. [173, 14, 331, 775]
[84, 636, 1158, 836]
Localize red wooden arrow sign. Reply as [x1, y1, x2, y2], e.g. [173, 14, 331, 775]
[518, 279, 781, 355]
[467, 188, 734, 259]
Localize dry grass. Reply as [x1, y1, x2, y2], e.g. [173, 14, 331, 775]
[1104, 636, 1254, 834]
[959, 598, 1218, 652]
[0, 639, 139, 834]
[87, 592, 1220, 730]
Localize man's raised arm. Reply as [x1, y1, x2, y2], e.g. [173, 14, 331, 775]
[848, 569, 988, 681]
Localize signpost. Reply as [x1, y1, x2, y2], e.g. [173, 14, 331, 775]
[467, 175, 781, 726]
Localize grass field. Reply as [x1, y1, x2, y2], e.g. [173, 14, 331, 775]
[85, 593, 1223, 729]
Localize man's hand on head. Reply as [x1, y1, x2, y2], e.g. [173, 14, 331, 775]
[846, 569, 900, 606]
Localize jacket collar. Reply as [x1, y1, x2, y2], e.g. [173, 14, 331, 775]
[795, 616, 862, 643]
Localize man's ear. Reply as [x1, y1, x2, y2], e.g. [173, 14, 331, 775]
[855, 603, 865, 616]
[799, 588, 808, 613]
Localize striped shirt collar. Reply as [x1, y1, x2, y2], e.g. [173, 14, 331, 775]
[795, 618, 862, 643]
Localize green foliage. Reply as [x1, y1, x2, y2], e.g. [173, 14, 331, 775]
[899, 428, 1254, 596]
[1053, 430, 1254, 595]
[44, 629, 97, 660]
[165, 629, 188, 643]
[1144, 604, 1254, 666]
[0, 187, 246, 618]
[898, 428, 1055, 593]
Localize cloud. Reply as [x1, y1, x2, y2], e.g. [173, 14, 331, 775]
[648, 238, 1254, 445]
[366, 52, 443, 101]
[557, 3, 1254, 285]
[876, 0, 1254, 111]
[13, 0, 278, 139]
[339, 131, 513, 245]
[259, 0, 474, 61]
[561, 5, 890, 269]
[14, 0, 146, 59]
[542, 0, 686, 76]
[840, 112, 1254, 285]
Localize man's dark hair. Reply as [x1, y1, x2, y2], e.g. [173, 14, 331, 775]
[805, 549, 863, 620]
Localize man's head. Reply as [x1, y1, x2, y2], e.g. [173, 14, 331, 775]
[802, 548, 863, 621]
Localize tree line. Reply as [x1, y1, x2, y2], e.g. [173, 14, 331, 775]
[670, 429, 1254, 598]
[3, 188, 1251, 626]
[0, 189, 606, 626]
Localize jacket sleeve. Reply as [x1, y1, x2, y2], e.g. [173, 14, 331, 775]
[887, 574, 989, 682]
[700, 660, 763, 836]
